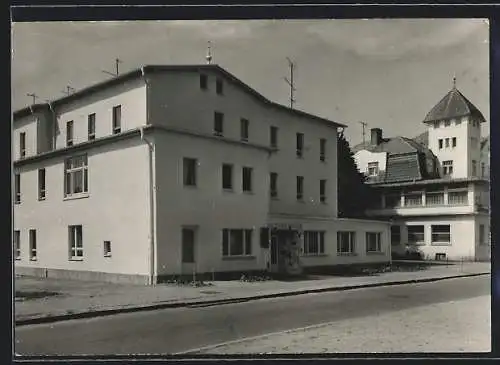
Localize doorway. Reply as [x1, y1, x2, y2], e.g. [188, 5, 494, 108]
[181, 227, 196, 275]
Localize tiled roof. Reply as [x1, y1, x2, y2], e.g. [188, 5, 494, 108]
[422, 87, 486, 123]
[383, 153, 422, 183]
[412, 131, 428, 147]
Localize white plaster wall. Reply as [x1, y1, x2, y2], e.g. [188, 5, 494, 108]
[13, 115, 38, 160]
[354, 150, 387, 176]
[13, 137, 151, 276]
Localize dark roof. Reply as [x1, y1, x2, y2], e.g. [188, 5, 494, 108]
[422, 86, 486, 124]
[353, 136, 429, 155]
[383, 153, 422, 183]
[13, 64, 346, 128]
[13, 103, 51, 119]
[412, 131, 428, 147]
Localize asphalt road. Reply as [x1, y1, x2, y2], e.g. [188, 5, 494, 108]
[15, 275, 490, 356]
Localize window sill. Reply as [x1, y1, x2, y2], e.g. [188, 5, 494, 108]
[337, 252, 357, 256]
[302, 253, 328, 257]
[241, 139, 249, 143]
[223, 188, 234, 193]
[64, 193, 89, 201]
[366, 251, 385, 255]
[29, 257, 37, 261]
[431, 242, 451, 246]
[38, 197, 46, 201]
[222, 255, 255, 261]
[104, 254, 112, 258]
[69, 258, 84, 261]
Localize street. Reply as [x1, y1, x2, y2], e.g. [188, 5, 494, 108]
[15, 275, 490, 356]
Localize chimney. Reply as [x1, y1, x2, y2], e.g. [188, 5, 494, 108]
[370, 128, 383, 146]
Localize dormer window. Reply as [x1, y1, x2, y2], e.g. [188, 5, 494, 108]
[444, 120, 451, 127]
[367, 162, 379, 176]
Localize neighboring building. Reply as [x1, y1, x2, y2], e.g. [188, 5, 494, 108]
[353, 81, 490, 261]
[13, 64, 390, 284]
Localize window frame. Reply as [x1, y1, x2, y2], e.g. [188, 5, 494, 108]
[213, 111, 224, 136]
[222, 163, 233, 191]
[431, 225, 451, 245]
[64, 155, 89, 197]
[14, 173, 21, 204]
[38, 168, 46, 200]
[14, 230, 21, 260]
[320, 138, 326, 162]
[442, 160, 453, 176]
[216, 78, 224, 95]
[69, 225, 83, 260]
[103, 240, 112, 257]
[112, 105, 122, 134]
[320, 179, 327, 203]
[303, 231, 326, 256]
[29, 229, 37, 261]
[296, 175, 304, 200]
[407, 225, 425, 245]
[296, 133, 304, 158]
[337, 231, 356, 254]
[88, 113, 96, 141]
[242, 166, 253, 193]
[390, 226, 401, 246]
[222, 228, 253, 257]
[270, 172, 278, 198]
[366, 232, 382, 253]
[452, 137, 457, 147]
[182, 228, 196, 263]
[367, 162, 379, 176]
[199, 74, 208, 90]
[438, 139, 443, 149]
[240, 118, 249, 142]
[270, 126, 278, 148]
[66, 120, 74, 147]
[183, 157, 197, 187]
[20, 132, 26, 158]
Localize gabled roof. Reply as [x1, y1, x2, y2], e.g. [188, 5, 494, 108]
[13, 64, 346, 128]
[353, 136, 429, 155]
[422, 86, 486, 124]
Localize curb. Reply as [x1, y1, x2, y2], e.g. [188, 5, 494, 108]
[15, 272, 489, 327]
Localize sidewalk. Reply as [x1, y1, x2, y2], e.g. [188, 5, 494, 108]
[14, 262, 490, 325]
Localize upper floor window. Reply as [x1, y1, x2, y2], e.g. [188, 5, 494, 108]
[481, 162, 486, 177]
[270, 172, 278, 198]
[88, 113, 96, 141]
[19, 132, 26, 158]
[452, 137, 457, 147]
[242, 167, 253, 193]
[320, 179, 327, 203]
[296, 176, 304, 200]
[216, 78, 224, 95]
[367, 162, 379, 176]
[240, 118, 249, 142]
[183, 158, 197, 187]
[14, 173, 21, 204]
[64, 155, 88, 197]
[270, 126, 278, 148]
[38, 168, 46, 200]
[320, 138, 326, 161]
[296, 133, 304, 158]
[66, 121, 74, 147]
[438, 139, 443, 149]
[442, 160, 453, 176]
[444, 119, 451, 127]
[472, 160, 477, 176]
[222, 163, 233, 190]
[14, 230, 20, 260]
[404, 191, 422, 206]
[112, 105, 121, 134]
[200, 74, 208, 90]
[445, 138, 450, 148]
[214, 112, 224, 136]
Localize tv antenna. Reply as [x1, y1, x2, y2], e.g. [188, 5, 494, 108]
[359, 121, 368, 145]
[61, 85, 76, 96]
[102, 58, 122, 77]
[206, 41, 213, 64]
[284, 57, 296, 109]
[27, 93, 39, 105]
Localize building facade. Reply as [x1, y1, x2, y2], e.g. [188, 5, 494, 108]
[353, 82, 490, 261]
[13, 65, 390, 284]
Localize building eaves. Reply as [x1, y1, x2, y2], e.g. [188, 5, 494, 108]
[369, 176, 489, 188]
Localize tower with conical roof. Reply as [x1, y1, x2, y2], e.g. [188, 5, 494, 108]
[423, 77, 486, 179]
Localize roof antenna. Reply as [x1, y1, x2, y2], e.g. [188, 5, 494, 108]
[284, 57, 296, 109]
[453, 74, 457, 89]
[27, 93, 39, 105]
[206, 41, 213, 65]
[61, 85, 76, 96]
[102, 58, 122, 77]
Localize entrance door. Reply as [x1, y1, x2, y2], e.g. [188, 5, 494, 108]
[181, 227, 196, 275]
[269, 235, 279, 272]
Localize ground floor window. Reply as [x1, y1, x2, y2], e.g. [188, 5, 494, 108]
[182, 228, 196, 263]
[366, 232, 382, 252]
[407, 225, 425, 245]
[14, 230, 20, 260]
[431, 225, 451, 245]
[69, 225, 83, 260]
[222, 229, 252, 257]
[303, 231, 325, 255]
[337, 231, 355, 254]
[29, 229, 37, 261]
[390, 226, 401, 246]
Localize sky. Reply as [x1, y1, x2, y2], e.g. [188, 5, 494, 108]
[11, 19, 490, 145]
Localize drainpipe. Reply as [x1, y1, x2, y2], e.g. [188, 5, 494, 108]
[140, 66, 157, 285]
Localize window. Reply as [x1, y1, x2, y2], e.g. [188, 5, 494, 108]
[182, 228, 195, 263]
[448, 191, 468, 205]
[426, 190, 444, 206]
[270, 172, 278, 198]
[14, 230, 20, 260]
[112, 105, 121, 134]
[445, 138, 450, 148]
[214, 112, 224, 136]
[222, 164, 233, 190]
[183, 158, 197, 187]
[481, 162, 486, 178]
[199, 74, 208, 90]
[438, 139, 443, 149]
[390, 226, 401, 246]
[38, 168, 46, 200]
[320, 179, 327, 203]
[452, 137, 457, 147]
[296, 176, 304, 200]
[240, 118, 249, 141]
[479, 224, 486, 246]
[222, 229, 252, 257]
[431, 225, 451, 244]
[444, 119, 451, 127]
[337, 231, 355, 254]
[242, 167, 253, 192]
[366, 232, 382, 252]
[442, 160, 453, 176]
[407, 225, 425, 245]
[367, 162, 379, 176]
[69, 225, 83, 260]
[303, 231, 325, 255]
[472, 160, 477, 176]
[385, 193, 401, 208]
[216, 78, 224, 95]
[404, 192, 422, 206]
[270, 126, 278, 148]
[64, 155, 88, 196]
[29, 229, 37, 260]
[103, 241, 111, 257]
[88, 113, 96, 140]
[296, 133, 304, 157]
[14, 173, 21, 204]
[66, 121, 74, 147]
[320, 138, 326, 161]
[20, 132, 26, 158]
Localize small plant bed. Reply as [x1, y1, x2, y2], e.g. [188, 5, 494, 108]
[15, 290, 61, 302]
[161, 278, 214, 287]
[239, 274, 273, 282]
[388, 262, 432, 272]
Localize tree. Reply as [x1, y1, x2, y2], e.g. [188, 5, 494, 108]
[337, 130, 377, 218]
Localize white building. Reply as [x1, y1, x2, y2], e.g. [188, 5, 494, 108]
[13, 64, 390, 284]
[353, 81, 490, 261]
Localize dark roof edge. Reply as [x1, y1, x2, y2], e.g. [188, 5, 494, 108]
[369, 177, 489, 188]
[13, 64, 347, 128]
